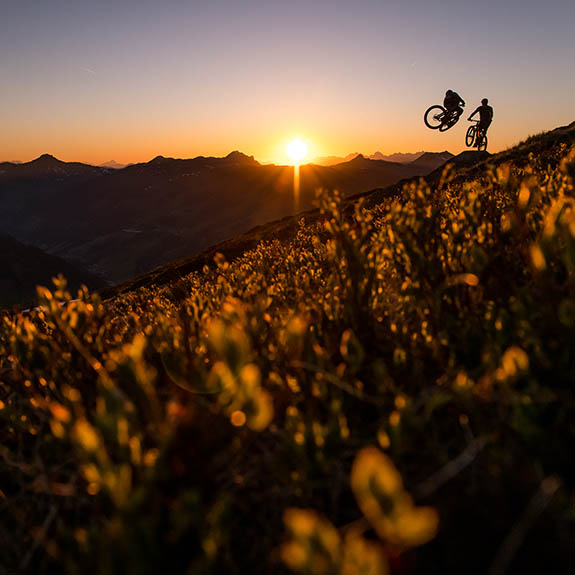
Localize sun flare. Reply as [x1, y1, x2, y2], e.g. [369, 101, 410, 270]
[286, 139, 308, 165]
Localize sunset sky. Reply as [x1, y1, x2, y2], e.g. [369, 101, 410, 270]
[1, 0, 574, 165]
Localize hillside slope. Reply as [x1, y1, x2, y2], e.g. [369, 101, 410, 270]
[1, 121, 574, 575]
[0, 233, 107, 307]
[103, 122, 575, 300]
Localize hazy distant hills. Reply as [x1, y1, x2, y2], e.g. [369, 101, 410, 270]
[312, 150, 450, 166]
[312, 152, 363, 166]
[0, 149, 452, 285]
[100, 160, 127, 169]
[370, 151, 426, 163]
[0, 233, 107, 307]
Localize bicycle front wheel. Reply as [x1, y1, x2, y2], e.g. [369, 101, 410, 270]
[424, 105, 445, 130]
[466, 125, 476, 147]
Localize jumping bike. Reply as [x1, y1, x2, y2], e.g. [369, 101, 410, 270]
[465, 120, 488, 151]
[424, 104, 463, 132]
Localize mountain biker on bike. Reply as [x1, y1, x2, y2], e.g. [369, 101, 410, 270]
[444, 90, 465, 120]
[468, 98, 493, 141]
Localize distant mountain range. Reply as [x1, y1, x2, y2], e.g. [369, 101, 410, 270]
[0, 149, 454, 290]
[312, 150, 452, 166]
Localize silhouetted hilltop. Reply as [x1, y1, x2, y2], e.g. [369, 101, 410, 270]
[409, 151, 454, 170]
[222, 151, 260, 166]
[148, 155, 172, 164]
[30, 153, 60, 165]
[436, 150, 488, 169]
[0, 154, 108, 179]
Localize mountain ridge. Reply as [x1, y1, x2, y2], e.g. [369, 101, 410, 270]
[313, 150, 438, 166]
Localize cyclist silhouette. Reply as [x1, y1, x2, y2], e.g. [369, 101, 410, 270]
[468, 98, 493, 141]
[444, 90, 466, 120]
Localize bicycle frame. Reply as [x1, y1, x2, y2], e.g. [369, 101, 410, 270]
[466, 120, 487, 150]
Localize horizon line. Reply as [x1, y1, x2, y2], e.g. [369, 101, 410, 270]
[1, 148, 454, 168]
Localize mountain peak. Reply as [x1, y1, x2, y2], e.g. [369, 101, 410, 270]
[370, 151, 386, 160]
[346, 153, 371, 165]
[148, 155, 173, 165]
[223, 151, 259, 165]
[30, 154, 61, 165]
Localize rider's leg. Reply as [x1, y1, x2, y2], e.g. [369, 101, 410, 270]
[477, 126, 486, 147]
[479, 122, 490, 140]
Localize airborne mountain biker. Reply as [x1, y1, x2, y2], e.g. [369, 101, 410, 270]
[468, 98, 493, 143]
[423, 91, 467, 131]
[444, 90, 465, 120]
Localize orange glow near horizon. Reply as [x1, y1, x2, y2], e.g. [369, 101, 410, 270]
[0, 115, 568, 168]
[0, 99, 561, 167]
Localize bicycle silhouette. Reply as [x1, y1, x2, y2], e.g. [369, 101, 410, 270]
[465, 120, 487, 151]
[424, 104, 462, 132]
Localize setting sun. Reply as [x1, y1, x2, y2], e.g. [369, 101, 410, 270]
[286, 138, 308, 165]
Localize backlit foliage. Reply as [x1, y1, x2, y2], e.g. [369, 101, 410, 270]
[282, 508, 389, 575]
[1, 139, 574, 574]
[351, 447, 438, 548]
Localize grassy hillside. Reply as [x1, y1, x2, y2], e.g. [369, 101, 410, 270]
[1, 123, 574, 574]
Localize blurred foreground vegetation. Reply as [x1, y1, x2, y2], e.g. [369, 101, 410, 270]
[1, 133, 575, 574]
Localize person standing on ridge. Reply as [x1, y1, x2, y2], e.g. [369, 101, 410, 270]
[468, 98, 494, 142]
[444, 89, 466, 120]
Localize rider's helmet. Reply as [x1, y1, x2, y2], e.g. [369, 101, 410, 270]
[446, 90, 453, 96]
[481, 98, 488, 105]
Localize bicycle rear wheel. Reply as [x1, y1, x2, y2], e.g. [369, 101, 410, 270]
[424, 105, 445, 130]
[477, 134, 487, 152]
[466, 125, 476, 147]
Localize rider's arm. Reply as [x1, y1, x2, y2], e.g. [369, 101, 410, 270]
[468, 107, 479, 121]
